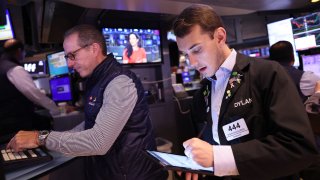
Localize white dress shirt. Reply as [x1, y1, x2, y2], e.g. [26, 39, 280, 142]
[7, 66, 60, 116]
[300, 71, 320, 96]
[209, 49, 239, 176]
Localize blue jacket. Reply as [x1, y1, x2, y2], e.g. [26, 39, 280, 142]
[84, 54, 167, 180]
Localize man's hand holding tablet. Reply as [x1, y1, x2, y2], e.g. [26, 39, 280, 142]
[145, 150, 214, 175]
[182, 137, 214, 179]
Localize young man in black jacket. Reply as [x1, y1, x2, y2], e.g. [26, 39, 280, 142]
[173, 4, 318, 180]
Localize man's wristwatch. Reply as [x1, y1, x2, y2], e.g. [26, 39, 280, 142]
[38, 130, 50, 146]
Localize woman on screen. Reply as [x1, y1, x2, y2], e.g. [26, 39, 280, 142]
[123, 33, 147, 64]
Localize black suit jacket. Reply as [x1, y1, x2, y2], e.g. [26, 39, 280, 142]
[192, 53, 318, 180]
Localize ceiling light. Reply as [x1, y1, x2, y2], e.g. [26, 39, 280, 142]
[311, 0, 320, 3]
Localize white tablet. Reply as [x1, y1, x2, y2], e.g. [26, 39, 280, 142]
[145, 150, 214, 175]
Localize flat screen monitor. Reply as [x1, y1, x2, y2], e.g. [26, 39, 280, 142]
[46, 51, 69, 77]
[0, 10, 14, 41]
[23, 60, 47, 77]
[291, 12, 320, 51]
[300, 53, 320, 77]
[102, 28, 162, 65]
[267, 18, 299, 66]
[49, 76, 72, 102]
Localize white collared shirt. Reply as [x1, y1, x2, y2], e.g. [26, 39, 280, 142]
[7, 66, 60, 115]
[210, 49, 237, 144]
[208, 49, 239, 176]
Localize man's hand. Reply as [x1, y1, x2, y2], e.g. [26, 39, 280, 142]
[6, 131, 39, 152]
[177, 171, 199, 180]
[183, 138, 214, 167]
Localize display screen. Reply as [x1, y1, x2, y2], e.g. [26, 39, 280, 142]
[267, 18, 300, 66]
[292, 12, 320, 51]
[102, 28, 162, 65]
[300, 54, 320, 77]
[47, 51, 69, 77]
[146, 150, 213, 174]
[49, 76, 72, 102]
[23, 60, 47, 77]
[0, 10, 14, 41]
[239, 47, 270, 58]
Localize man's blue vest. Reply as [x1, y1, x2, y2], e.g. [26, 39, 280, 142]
[83, 55, 167, 179]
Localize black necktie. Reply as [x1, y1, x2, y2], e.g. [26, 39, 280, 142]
[212, 74, 217, 80]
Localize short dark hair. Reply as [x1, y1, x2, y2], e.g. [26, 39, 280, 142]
[1, 38, 24, 61]
[173, 4, 224, 38]
[64, 24, 107, 55]
[3, 38, 24, 53]
[269, 41, 294, 65]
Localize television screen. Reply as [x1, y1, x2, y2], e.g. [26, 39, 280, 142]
[0, 10, 14, 41]
[238, 46, 270, 58]
[49, 76, 72, 102]
[300, 54, 320, 77]
[23, 60, 47, 77]
[47, 51, 69, 77]
[267, 18, 300, 66]
[102, 28, 162, 65]
[292, 12, 320, 51]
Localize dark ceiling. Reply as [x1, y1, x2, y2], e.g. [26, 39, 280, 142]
[59, 0, 320, 16]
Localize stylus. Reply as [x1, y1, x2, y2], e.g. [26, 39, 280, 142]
[197, 121, 207, 138]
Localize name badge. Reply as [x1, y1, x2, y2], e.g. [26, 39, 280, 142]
[222, 118, 249, 141]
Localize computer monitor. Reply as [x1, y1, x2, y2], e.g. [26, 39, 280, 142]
[267, 18, 299, 66]
[0, 10, 14, 41]
[46, 51, 69, 77]
[49, 76, 72, 103]
[291, 12, 320, 51]
[300, 53, 320, 77]
[101, 27, 162, 65]
[23, 60, 47, 77]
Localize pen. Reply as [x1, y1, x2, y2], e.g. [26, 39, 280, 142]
[197, 121, 208, 138]
[185, 121, 208, 159]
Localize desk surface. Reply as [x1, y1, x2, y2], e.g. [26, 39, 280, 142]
[53, 111, 85, 131]
[5, 151, 74, 180]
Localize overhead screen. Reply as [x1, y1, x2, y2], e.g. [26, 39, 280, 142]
[0, 10, 14, 41]
[292, 12, 320, 51]
[267, 18, 300, 67]
[102, 28, 162, 65]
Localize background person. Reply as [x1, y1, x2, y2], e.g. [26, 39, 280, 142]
[173, 4, 318, 179]
[0, 38, 59, 143]
[300, 79, 320, 180]
[305, 81, 320, 115]
[7, 25, 167, 180]
[123, 32, 147, 63]
[269, 40, 320, 102]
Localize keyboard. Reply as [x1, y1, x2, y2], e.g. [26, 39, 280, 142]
[0, 147, 52, 172]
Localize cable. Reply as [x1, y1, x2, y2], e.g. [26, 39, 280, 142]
[173, 96, 190, 114]
[141, 77, 172, 84]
